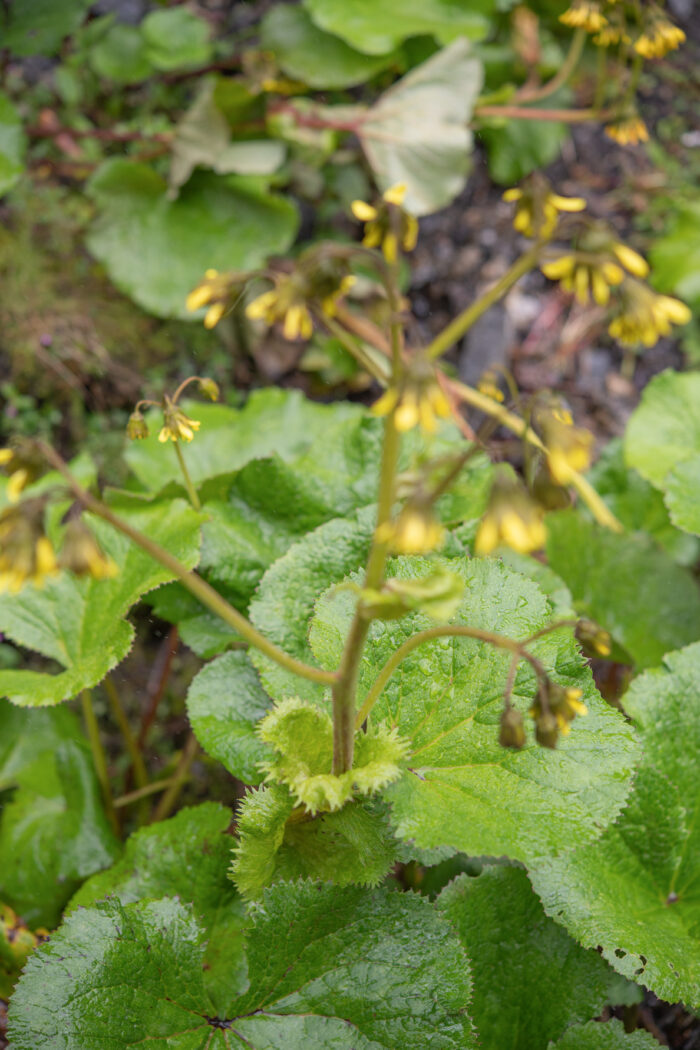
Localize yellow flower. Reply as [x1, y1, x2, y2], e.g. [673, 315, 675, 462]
[158, 402, 201, 443]
[474, 476, 547, 556]
[503, 184, 586, 239]
[0, 507, 58, 594]
[375, 506, 445, 555]
[0, 449, 33, 504]
[372, 376, 451, 435]
[608, 279, 691, 348]
[351, 183, 419, 262]
[634, 18, 685, 59]
[560, 0, 607, 32]
[594, 23, 629, 47]
[541, 255, 624, 305]
[59, 519, 118, 580]
[186, 268, 245, 329]
[477, 370, 505, 402]
[530, 683, 587, 747]
[245, 279, 318, 341]
[604, 116, 649, 146]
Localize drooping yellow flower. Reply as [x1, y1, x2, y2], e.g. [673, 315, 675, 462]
[634, 18, 685, 59]
[608, 279, 691, 348]
[246, 285, 313, 341]
[0, 449, 32, 504]
[560, 0, 607, 33]
[604, 116, 649, 146]
[126, 410, 149, 440]
[531, 684, 587, 745]
[474, 475, 547, 556]
[59, 519, 118, 580]
[351, 183, 419, 263]
[375, 506, 445, 555]
[503, 184, 586, 239]
[372, 375, 452, 435]
[0, 506, 58, 594]
[158, 400, 201, 443]
[186, 268, 246, 329]
[541, 255, 624, 305]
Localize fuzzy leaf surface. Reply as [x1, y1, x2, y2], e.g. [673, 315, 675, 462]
[438, 867, 635, 1050]
[530, 642, 700, 1011]
[624, 368, 700, 489]
[663, 454, 700, 537]
[10, 883, 477, 1049]
[69, 802, 247, 1013]
[86, 160, 298, 318]
[311, 557, 639, 864]
[304, 0, 494, 53]
[354, 39, 483, 215]
[187, 651, 272, 784]
[549, 1020, 663, 1049]
[545, 509, 700, 668]
[0, 700, 120, 927]
[0, 497, 201, 705]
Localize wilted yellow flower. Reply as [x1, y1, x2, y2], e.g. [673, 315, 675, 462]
[634, 18, 685, 58]
[373, 377, 451, 435]
[608, 279, 691, 347]
[576, 619, 612, 657]
[474, 475, 547, 556]
[503, 184, 586, 239]
[158, 400, 201, 443]
[604, 116, 649, 146]
[375, 506, 445, 555]
[351, 182, 419, 263]
[59, 519, 118, 580]
[560, 0, 606, 32]
[0, 506, 58, 594]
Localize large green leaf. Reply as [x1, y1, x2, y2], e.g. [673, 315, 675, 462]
[530, 642, 700, 1011]
[0, 496, 202, 706]
[354, 39, 483, 215]
[649, 201, 700, 306]
[88, 23, 152, 84]
[624, 369, 700, 489]
[545, 509, 700, 668]
[550, 1020, 663, 1049]
[10, 883, 477, 1049]
[261, 6, 398, 88]
[438, 867, 638, 1050]
[0, 700, 120, 927]
[187, 651, 272, 784]
[0, 91, 25, 195]
[304, 0, 494, 53]
[310, 556, 639, 863]
[69, 803, 247, 1014]
[86, 160, 298, 318]
[0, 0, 90, 56]
[141, 8, 213, 71]
[664, 454, 700, 536]
[480, 105, 568, 184]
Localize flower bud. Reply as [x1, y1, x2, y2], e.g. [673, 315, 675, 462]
[499, 708, 526, 750]
[198, 377, 220, 402]
[535, 711, 559, 749]
[127, 411, 149, 440]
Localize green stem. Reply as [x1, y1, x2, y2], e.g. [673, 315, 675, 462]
[516, 27, 587, 104]
[39, 445, 338, 688]
[174, 442, 201, 511]
[319, 312, 390, 385]
[81, 690, 120, 837]
[152, 733, 199, 823]
[114, 777, 175, 809]
[331, 411, 401, 774]
[426, 246, 542, 361]
[355, 625, 547, 728]
[103, 676, 150, 824]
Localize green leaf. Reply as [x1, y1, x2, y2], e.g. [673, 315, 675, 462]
[0, 91, 26, 195]
[624, 368, 700, 489]
[125, 389, 364, 492]
[311, 557, 639, 864]
[0, 497, 202, 706]
[261, 6, 397, 88]
[68, 803, 247, 1014]
[231, 783, 397, 898]
[481, 106, 568, 184]
[649, 201, 700, 306]
[0, 0, 90, 56]
[250, 506, 375, 703]
[86, 160, 298, 318]
[187, 650, 272, 784]
[0, 700, 120, 928]
[87, 23, 152, 83]
[530, 642, 700, 1012]
[355, 39, 483, 215]
[588, 438, 699, 565]
[304, 0, 494, 53]
[10, 883, 477, 1049]
[438, 867, 634, 1050]
[545, 508, 700, 668]
[664, 453, 700, 535]
[170, 79, 284, 193]
[549, 1020, 663, 1049]
[141, 8, 213, 72]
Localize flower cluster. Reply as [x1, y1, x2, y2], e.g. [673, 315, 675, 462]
[375, 503, 445, 556]
[245, 252, 356, 341]
[351, 183, 419, 264]
[533, 401, 595, 485]
[59, 519, 117, 580]
[372, 360, 452, 435]
[634, 13, 686, 58]
[541, 238, 648, 306]
[530, 683, 588, 748]
[474, 474, 547, 556]
[560, 0, 607, 33]
[608, 279, 691, 347]
[604, 115, 649, 146]
[0, 446, 41, 504]
[158, 399, 202, 443]
[186, 269, 246, 329]
[0, 504, 58, 594]
[503, 178, 586, 240]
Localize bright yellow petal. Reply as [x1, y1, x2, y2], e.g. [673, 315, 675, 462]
[502, 188, 523, 202]
[383, 183, 407, 206]
[371, 388, 399, 418]
[0, 449, 14, 465]
[591, 270, 610, 305]
[612, 243, 649, 277]
[541, 256, 575, 280]
[245, 290, 278, 320]
[186, 285, 212, 312]
[204, 302, 225, 329]
[7, 469, 29, 504]
[351, 200, 378, 222]
[550, 194, 587, 212]
[382, 232, 398, 264]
